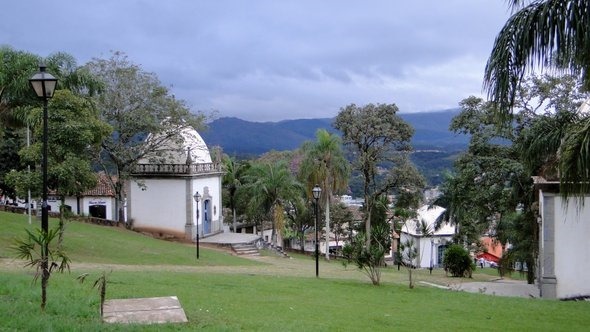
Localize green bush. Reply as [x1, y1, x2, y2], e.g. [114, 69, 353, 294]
[342, 224, 389, 285]
[443, 244, 474, 277]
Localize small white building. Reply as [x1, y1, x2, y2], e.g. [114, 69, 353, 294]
[127, 125, 224, 241]
[535, 176, 590, 299]
[400, 205, 454, 268]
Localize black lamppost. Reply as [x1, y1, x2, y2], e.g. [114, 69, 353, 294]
[29, 64, 57, 289]
[193, 191, 201, 259]
[312, 184, 322, 277]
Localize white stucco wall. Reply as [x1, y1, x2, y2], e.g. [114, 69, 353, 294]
[129, 175, 222, 237]
[399, 233, 452, 268]
[551, 194, 590, 298]
[130, 178, 189, 236]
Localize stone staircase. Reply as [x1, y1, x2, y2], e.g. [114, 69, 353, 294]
[231, 243, 260, 256]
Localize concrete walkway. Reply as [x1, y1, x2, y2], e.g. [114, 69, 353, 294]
[421, 279, 539, 298]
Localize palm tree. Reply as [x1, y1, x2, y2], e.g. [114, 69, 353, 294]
[243, 161, 303, 247]
[484, 0, 590, 196]
[222, 156, 249, 233]
[299, 129, 350, 259]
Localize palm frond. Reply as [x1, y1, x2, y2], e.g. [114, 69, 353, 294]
[559, 116, 590, 198]
[484, 0, 590, 121]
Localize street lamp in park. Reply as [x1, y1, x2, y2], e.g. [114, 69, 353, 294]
[193, 191, 202, 259]
[29, 64, 58, 285]
[312, 184, 322, 277]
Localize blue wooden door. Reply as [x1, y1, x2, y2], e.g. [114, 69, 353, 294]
[204, 200, 211, 234]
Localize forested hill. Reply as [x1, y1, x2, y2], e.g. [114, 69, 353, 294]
[201, 108, 469, 156]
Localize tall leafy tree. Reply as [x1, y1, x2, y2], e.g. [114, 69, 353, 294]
[84, 51, 205, 222]
[6, 90, 111, 242]
[334, 103, 421, 247]
[299, 129, 350, 259]
[0, 48, 101, 199]
[484, 0, 590, 196]
[435, 94, 554, 283]
[436, 97, 523, 245]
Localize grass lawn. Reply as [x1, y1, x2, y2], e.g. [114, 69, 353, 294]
[0, 211, 261, 266]
[1, 211, 589, 331]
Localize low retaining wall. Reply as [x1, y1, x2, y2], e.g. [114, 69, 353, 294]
[0, 204, 123, 227]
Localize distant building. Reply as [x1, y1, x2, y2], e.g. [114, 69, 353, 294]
[48, 172, 117, 219]
[476, 237, 503, 267]
[400, 205, 453, 268]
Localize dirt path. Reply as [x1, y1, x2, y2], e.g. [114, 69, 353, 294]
[0, 253, 537, 297]
[0, 254, 367, 281]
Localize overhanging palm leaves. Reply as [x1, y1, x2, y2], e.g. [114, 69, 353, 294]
[559, 116, 590, 196]
[484, 0, 590, 119]
[486, 1, 590, 196]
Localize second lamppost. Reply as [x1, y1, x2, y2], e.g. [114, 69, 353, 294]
[312, 184, 322, 277]
[193, 191, 201, 259]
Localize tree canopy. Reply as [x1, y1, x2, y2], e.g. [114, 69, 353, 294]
[84, 51, 206, 221]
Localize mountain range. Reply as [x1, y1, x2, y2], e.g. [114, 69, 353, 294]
[200, 109, 469, 186]
[201, 108, 469, 156]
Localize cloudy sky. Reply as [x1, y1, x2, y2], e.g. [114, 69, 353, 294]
[2, 1, 511, 122]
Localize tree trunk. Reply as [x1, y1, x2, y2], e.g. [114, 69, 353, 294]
[365, 196, 372, 248]
[58, 197, 65, 247]
[232, 207, 237, 233]
[300, 231, 305, 254]
[364, 168, 372, 248]
[325, 196, 330, 260]
[41, 267, 48, 311]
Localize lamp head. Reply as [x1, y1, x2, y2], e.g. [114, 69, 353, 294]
[29, 64, 58, 99]
[312, 184, 322, 200]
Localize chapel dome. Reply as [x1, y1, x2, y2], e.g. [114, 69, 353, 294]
[138, 124, 212, 164]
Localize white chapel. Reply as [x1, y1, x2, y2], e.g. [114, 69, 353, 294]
[126, 124, 224, 241]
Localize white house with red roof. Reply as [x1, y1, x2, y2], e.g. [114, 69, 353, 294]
[46, 172, 117, 220]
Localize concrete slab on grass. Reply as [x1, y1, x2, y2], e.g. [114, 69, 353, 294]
[103, 296, 188, 324]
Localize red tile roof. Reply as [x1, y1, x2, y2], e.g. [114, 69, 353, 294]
[82, 172, 116, 197]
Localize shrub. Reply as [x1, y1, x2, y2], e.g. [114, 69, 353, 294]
[342, 224, 389, 285]
[443, 244, 474, 277]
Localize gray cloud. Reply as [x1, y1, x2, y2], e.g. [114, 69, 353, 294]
[1, 0, 510, 121]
